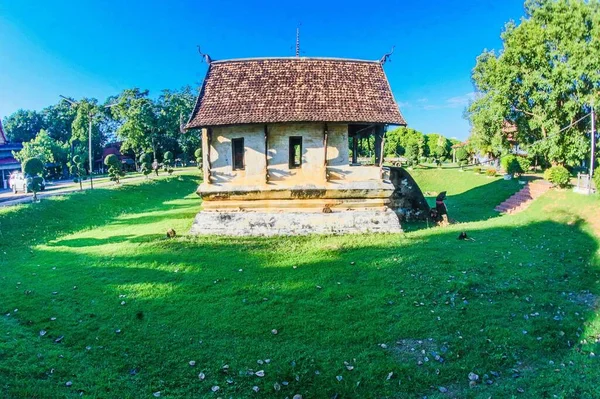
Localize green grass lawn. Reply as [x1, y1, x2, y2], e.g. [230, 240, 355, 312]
[1, 170, 599, 398]
[409, 168, 522, 223]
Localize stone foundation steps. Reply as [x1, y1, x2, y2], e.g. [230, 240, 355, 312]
[494, 180, 552, 214]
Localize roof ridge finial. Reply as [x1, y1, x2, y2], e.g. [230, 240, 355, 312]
[379, 46, 395, 65]
[295, 23, 301, 57]
[197, 46, 212, 64]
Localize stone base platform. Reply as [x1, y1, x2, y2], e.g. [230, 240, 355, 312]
[190, 209, 402, 236]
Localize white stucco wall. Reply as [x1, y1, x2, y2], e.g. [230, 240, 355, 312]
[206, 122, 368, 187]
[209, 125, 266, 185]
[267, 123, 327, 185]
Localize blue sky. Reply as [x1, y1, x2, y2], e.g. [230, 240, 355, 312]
[0, 0, 525, 140]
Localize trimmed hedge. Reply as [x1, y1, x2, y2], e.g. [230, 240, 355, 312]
[544, 165, 570, 188]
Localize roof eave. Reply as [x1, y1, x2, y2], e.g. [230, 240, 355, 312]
[186, 119, 407, 130]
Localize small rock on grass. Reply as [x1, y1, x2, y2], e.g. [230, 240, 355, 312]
[153, 391, 161, 397]
[211, 385, 219, 392]
[439, 386, 448, 393]
[255, 370, 265, 377]
[252, 386, 260, 392]
[65, 381, 72, 387]
[293, 395, 303, 399]
[189, 361, 196, 367]
[271, 329, 278, 335]
[198, 372, 205, 380]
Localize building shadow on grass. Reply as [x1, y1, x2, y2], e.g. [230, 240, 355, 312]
[47, 234, 167, 247]
[404, 177, 523, 232]
[10, 216, 598, 398]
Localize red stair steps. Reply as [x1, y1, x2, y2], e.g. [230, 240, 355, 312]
[494, 180, 551, 214]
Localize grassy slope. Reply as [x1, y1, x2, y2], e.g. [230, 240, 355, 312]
[409, 168, 522, 222]
[0, 171, 599, 398]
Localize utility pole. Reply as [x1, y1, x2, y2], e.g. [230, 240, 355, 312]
[60, 95, 116, 190]
[88, 113, 94, 189]
[591, 105, 596, 178]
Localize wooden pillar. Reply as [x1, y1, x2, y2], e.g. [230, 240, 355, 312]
[352, 134, 358, 164]
[323, 123, 329, 181]
[202, 128, 212, 184]
[374, 125, 384, 166]
[264, 124, 269, 183]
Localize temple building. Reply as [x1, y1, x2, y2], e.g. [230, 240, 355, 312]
[0, 120, 22, 189]
[186, 56, 407, 235]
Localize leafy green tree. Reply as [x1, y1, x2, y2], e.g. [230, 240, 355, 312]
[42, 102, 77, 143]
[425, 133, 451, 160]
[156, 86, 199, 164]
[104, 154, 124, 184]
[69, 155, 87, 191]
[163, 151, 174, 175]
[23, 158, 44, 201]
[3, 110, 45, 143]
[70, 98, 109, 170]
[404, 140, 421, 166]
[455, 147, 469, 164]
[12, 130, 68, 167]
[140, 153, 153, 178]
[385, 127, 426, 157]
[467, 0, 600, 166]
[111, 89, 157, 164]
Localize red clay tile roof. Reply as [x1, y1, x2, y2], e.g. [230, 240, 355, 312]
[186, 57, 406, 128]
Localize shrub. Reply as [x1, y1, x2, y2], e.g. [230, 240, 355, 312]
[104, 154, 125, 184]
[194, 148, 202, 169]
[163, 151, 174, 175]
[473, 166, 482, 174]
[544, 165, 570, 188]
[69, 155, 87, 190]
[23, 157, 45, 201]
[455, 147, 469, 163]
[426, 157, 434, 164]
[486, 167, 497, 177]
[517, 157, 532, 174]
[501, 155, 523, 176]
[140, 153, 152, 178]
[23, 158, 44, 177]
[593, 172, 600, 191]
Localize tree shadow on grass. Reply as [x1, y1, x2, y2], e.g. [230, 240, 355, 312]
[4, 217, 599, 398]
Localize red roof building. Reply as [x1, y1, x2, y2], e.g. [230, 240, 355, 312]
[0, 120, 23, 189]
